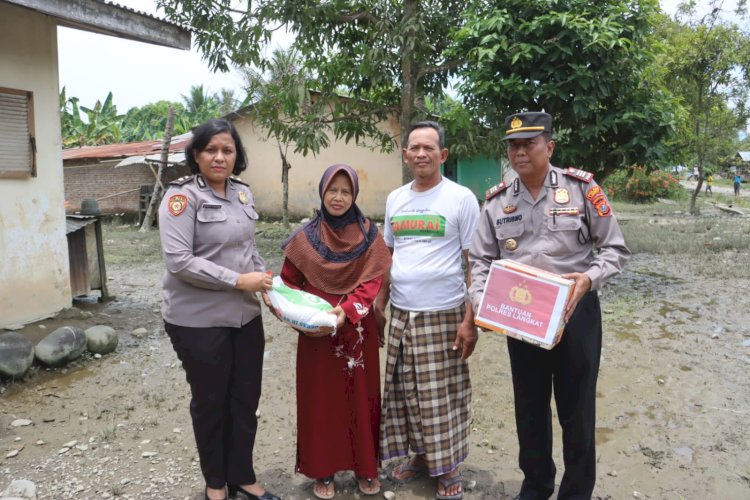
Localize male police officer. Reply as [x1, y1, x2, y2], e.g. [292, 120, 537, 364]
[469, 112, 630, 500]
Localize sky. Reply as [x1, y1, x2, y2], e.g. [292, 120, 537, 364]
[57, 0, 287, 112]
[57, 0, 722, 113]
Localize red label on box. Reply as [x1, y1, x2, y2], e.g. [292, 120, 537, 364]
[480, 265, 560, 339]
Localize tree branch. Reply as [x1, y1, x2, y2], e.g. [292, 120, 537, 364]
[416, 60, 462, 81]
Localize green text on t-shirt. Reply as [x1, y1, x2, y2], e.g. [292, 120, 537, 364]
[390, 214, 446, 237]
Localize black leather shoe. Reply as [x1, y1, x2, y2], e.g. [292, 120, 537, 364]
[228, 484, 281, 500]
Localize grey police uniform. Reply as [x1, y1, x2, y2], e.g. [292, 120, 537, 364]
[469, 165, 630, 500]
[469, 165, 629, 298]
[158, 173, 267, 489]
[159, 173, 265, 328]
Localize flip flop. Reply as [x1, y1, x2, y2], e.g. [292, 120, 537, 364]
[390, 458, 428, 483]
[312, 476, 335, 500]
[436, 471, 464, 500]
[357, 477, 381, 496]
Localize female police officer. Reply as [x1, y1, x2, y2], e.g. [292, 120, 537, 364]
[159, 119, 279, 500]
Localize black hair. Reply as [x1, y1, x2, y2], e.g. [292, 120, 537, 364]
[407, 120, 445, 149]
[185, 119, 248, 176]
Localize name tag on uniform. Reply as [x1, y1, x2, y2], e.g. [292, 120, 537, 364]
[548, 208, 579, 216]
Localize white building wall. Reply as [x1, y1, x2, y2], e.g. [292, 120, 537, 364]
[233, 114, 404, 219]
[0, 2, 71, 327]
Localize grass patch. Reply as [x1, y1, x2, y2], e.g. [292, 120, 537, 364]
[103, 224, 163, 265]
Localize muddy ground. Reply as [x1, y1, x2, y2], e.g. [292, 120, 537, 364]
[1, 206, 749, 500]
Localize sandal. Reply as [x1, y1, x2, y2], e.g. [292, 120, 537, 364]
[313, 475, 335, 500]
[390, 457, 428, 483]
[436, 471, 464, 500]
[357, 477, 381, 496]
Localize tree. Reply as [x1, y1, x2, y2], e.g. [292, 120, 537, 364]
[453, 0, 678, 177]
[157, 0, 471, 183]
[60, 89, 124, 147]
[656, 2, 750, 213]
[240, 49, 309, 229]
[121, 100, 189, 142]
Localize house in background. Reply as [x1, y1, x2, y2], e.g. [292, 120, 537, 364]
[227, 105, 503, 219]
[63, 135, 192, 216]
[0, 0, 189, 328]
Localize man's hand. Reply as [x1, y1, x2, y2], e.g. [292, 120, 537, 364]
[453, 321, 478, 361]
[561, 272, 592, 322]
[374, 303, 387, 347]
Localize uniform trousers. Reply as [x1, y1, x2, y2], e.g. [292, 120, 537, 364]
[165, 315, 265, 489]
[507, 291, 601, 500]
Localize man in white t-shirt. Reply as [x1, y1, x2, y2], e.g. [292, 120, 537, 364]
[375, 121, 480, 500]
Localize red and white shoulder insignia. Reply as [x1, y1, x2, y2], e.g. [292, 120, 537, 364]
[168, 194, 188, 216]
[564, 167, 594, 183]
[485, 181, 509, 201]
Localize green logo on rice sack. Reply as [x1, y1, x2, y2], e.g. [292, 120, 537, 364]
[272, 282, 331, 311]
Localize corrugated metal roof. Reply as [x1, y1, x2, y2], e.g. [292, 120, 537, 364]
[738, 151, 750, 162]
[66, 215, 97, 234]
[62, 133, 191, 161]
[100, 0, 186, 30]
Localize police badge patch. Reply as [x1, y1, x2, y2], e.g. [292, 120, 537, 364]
[168, 194, 188, 216]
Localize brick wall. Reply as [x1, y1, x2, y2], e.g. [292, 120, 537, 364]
[64, 160, 191, 215]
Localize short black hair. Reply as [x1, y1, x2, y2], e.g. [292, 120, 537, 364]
[185, 119, 248, 176]
[407, 120, 445, 149]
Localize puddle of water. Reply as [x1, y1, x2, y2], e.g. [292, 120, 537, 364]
[596, 427, 614, 445]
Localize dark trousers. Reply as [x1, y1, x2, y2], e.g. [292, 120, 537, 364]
[165, 316, 265, 489]
[507, 292, 602, 500]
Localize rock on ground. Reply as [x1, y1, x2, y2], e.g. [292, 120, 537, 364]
[0, 331, 34, 378]
[34, 326, 86, 366]
[84, 325, 118, 354]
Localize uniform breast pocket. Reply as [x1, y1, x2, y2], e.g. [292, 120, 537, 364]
[545, 216, 583, 255]
[196, 205, 228, 243]
[243, 205, 259, 220]
[495, 223, 524, 245]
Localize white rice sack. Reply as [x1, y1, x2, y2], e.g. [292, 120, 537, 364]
[268, 276, 337, 333]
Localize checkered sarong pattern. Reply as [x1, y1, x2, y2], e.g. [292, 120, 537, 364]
[379, 304, 472, 476]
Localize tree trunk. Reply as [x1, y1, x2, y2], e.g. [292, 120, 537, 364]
[140, 107, 176, 231]
[278, 141, 291, 230]
[398, 0, 417, 184]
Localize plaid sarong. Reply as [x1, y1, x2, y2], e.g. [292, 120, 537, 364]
[379, 304, 471, 476]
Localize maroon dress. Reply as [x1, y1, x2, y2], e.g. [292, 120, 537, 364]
[281, 258, 382, 479]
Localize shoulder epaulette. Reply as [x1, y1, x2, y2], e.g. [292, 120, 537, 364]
[564, 167, 594, 183]
[485, 181, 509, 201]
[229, 176, 248, 186]
[169, 175, 193, 186]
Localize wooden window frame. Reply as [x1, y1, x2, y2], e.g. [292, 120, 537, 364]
[0, 86, 36, 178]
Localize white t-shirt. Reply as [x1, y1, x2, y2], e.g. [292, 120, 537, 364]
[384, 177, 480, 311]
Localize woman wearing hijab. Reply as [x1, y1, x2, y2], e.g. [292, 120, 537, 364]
[277, 164, 391, 499]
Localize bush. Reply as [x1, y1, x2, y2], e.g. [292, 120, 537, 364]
[603, 166, 682, 202]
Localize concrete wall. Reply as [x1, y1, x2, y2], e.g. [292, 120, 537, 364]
[0, 2, 71, 327]
[233, 113, 404, 219]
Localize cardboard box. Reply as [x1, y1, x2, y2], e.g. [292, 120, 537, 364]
[475, 259, 575, 349]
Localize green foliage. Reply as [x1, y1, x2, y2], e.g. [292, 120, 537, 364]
[654, 2, 750, 213]
[157, 0, 480, 181]
[60, 85, 242, 146]
[604, 166, 682, 202]
[453, 0, 678, 177]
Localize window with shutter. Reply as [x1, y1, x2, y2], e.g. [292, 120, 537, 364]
[0, 87, 36, 178]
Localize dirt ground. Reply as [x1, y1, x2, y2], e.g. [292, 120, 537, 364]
[1, 211, 749, 500]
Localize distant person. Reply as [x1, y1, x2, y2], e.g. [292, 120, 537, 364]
[705, 174, 713, 195]
[690, 167, 699, 181]
[734, 173, 742, 196]
[276, 164, 391, 499]
[159, 119, 279, 500]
